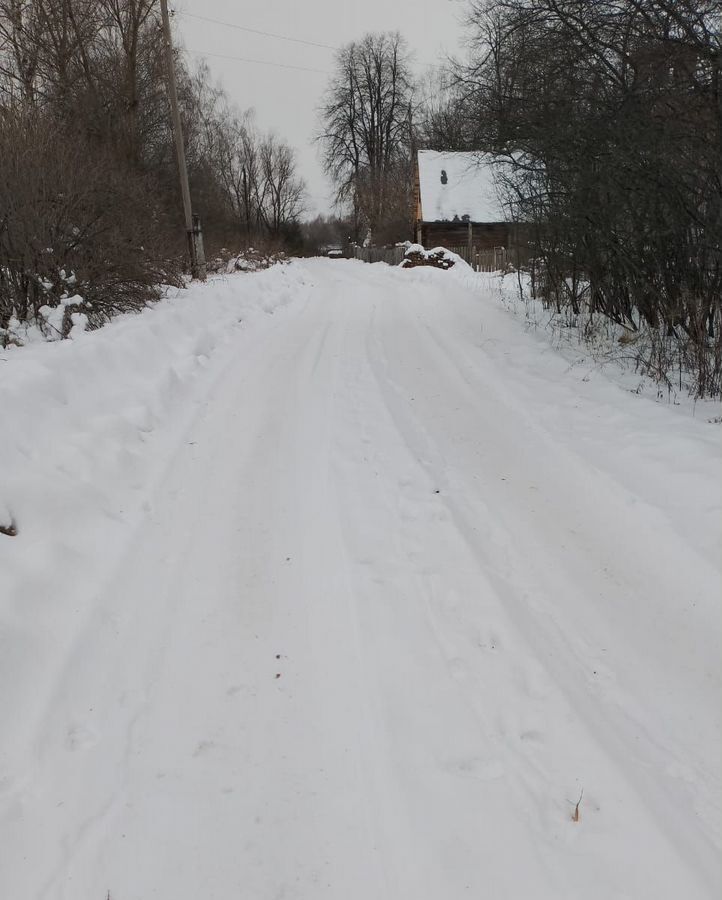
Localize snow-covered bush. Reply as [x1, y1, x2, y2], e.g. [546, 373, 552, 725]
[225, 248, 289, 274]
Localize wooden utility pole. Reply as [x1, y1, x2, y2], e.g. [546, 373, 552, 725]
[159, 0, 206, 280]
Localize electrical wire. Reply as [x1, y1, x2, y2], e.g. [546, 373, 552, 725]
[179, 11, 338, 52]
[186, 47, 329, 74]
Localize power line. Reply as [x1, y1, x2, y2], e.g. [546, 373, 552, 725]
[186, 47, 329, 75]
[179, 11, 338, 52]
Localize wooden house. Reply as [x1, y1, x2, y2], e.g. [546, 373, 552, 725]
[414, 150, 517, 253]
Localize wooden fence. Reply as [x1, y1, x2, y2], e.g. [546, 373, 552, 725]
[352, 244, 531, 272]
[351, 246, 406, 265]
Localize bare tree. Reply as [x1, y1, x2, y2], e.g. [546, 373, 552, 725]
[94, 0, 161, 164]
[0, 0, 310, 338]
[438, 0, 721, 395]
[184, 76, 306, 249]
[318, 31, 415, 242]
[258, 135, 305, 236]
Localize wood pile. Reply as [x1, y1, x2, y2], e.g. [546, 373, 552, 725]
[400, 246, 455, 270]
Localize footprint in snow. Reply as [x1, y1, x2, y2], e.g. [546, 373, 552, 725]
[193, 740, 215, 758]
[65, 724, 99, 751]
[445, 757, 505, 781]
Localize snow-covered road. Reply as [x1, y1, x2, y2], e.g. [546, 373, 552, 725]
[2, 260, 720, 899]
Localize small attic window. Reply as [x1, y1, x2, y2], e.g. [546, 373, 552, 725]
[440, 169, 448, 185]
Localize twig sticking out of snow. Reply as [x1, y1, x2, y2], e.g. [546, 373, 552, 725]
[572, 789, 584, 823]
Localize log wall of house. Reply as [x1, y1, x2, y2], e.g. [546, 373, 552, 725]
[420, 221, 512, 250]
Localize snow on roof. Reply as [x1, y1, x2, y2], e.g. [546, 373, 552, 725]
[417, 150, 507, 223]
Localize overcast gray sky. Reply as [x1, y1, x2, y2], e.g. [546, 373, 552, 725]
[174, 0, 466, 217]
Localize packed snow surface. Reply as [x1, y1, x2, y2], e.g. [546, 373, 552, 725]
[417, 149, 506, 222]
[1, 260, 720, 899]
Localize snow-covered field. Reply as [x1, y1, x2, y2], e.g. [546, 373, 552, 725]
[1, 259, 720, 899]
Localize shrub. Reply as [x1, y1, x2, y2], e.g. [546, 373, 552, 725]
[0, 110, 183, 340]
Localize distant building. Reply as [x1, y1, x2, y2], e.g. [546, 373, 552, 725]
[414, 150, 519, 252]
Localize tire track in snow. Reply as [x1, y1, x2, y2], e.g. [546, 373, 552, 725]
[4, 260, 719, 900]
[356, 278, 719, 895]
[328, 281, 596, 895]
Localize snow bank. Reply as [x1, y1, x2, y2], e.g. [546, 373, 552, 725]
[0, 264, 309, 542]
[0, 263, 311, 761]
[396, 260, 721, 568]
[457, 267, 722, 412]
